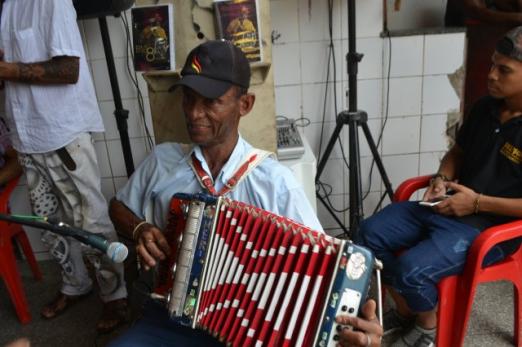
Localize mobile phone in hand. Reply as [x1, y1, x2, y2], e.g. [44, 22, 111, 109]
[419, 195, 450, 207]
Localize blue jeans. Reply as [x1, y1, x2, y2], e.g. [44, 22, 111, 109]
[357, 201, 506, 312]
[108, 301, 225, 347]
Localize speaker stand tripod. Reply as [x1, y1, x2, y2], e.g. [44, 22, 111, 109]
[315, 0, 394, 240]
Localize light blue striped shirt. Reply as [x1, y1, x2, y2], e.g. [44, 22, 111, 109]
[116, 136, 323, 232]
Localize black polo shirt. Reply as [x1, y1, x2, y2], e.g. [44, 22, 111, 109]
[455, 96, 522, 230]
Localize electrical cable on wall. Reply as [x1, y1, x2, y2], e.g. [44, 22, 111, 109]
[121, 11, 155, 151]
[363, 34, 393, 215]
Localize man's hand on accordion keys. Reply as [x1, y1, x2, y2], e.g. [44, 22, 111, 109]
[335, 299, 383, 347]
[134, 222, 171, 270]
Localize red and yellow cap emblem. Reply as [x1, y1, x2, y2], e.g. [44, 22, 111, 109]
[191, 56, 202, 74]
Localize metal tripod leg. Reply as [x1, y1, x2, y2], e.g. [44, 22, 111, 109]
[315, 110, 394, 240]
[347, 112, 364, 238]
[360, 121, 394, 200]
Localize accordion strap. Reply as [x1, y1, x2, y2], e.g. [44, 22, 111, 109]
[190, 148, 273, 196]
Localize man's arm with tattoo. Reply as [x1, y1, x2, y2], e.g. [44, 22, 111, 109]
[0, 56, 79, 84]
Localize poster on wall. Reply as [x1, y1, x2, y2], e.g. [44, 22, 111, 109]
[131, 4, 175, 71]
[214, 0, 262, 63]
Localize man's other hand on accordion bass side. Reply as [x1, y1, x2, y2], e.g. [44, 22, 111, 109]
[336, 299, 383, 347]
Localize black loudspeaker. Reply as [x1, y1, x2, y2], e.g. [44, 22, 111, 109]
[72, 0, 135, 19]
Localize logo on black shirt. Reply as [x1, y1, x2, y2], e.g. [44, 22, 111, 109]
[500, 142, 522, 165]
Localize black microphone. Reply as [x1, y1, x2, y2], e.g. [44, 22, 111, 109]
[0, 214, 128, 263]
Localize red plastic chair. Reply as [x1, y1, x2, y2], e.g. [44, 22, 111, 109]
[0, 175, 42, 324]
[394, 175, 522, 347]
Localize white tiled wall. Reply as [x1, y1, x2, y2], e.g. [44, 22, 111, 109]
[81, 14, 154, 178]
[271, 0, 465, 234]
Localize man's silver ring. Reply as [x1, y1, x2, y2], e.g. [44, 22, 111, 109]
[365, 333, 371, 347]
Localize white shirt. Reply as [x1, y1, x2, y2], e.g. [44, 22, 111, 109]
[116, 136, 324, 232]
[0, 0, 104, 153]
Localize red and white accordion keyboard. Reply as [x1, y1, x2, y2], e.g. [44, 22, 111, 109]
[153, 193, 377, 347]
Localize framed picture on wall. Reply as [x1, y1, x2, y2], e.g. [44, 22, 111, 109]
[131, 4, 175, 71]
[214, 0, 262, 63]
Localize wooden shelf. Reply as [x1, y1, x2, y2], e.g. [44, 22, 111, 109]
[142, 62, 271, 92]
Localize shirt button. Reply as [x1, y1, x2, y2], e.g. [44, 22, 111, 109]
[494, 128, 500, 133]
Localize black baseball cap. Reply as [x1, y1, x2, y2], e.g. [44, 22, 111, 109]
[169, 40, 251, 99]
[496, 26, 522, 62]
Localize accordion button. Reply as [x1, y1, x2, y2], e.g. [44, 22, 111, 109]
[333, 335, 339, 341]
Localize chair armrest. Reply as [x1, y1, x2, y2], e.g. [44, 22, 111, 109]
[393, 174, 433, 202]
[0, 175, 21, 214]
[463, 219, 522, 275]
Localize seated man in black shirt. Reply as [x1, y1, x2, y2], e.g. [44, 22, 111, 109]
[358, 26, 522, 347]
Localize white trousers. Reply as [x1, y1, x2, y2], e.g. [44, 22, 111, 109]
[20, 133, 127, 302]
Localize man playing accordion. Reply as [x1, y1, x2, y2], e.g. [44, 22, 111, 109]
[108, 40, 382, 347]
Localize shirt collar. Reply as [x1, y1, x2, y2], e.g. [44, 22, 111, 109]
[489, 97, 522, 125]
[219, 135, 251, 184]
[182, 135, 251, 185]
[489, 97, 503, 123]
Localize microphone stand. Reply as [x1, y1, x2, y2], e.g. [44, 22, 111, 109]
[0, 213, 128, 263]
[0, 214, 106, 244]
[315, 0, 394, 240]
[99, 16, 135, 177]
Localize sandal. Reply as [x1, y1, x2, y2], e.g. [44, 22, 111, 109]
[96, 298, 130, 334]
[41, 292, 92, 319]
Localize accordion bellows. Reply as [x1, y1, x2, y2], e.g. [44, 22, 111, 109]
[154, 193, 375, 347]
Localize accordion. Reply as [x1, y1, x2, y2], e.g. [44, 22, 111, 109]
[153, 193, 376, 347]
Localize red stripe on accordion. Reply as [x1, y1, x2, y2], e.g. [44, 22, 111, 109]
[214, 210, 255, 334]
[215, 210, 266, 337]
[235, 221, 284, 346]
[199, 205, 240, 328]
[297, 242, 335, 346]
[268, 236, 312, 346]
[244, 225, 292, 346]
[255, 230, 303, 344]
[281, 242, 323, 347]
[226, 214, 275, 343]
[154, 198, 187, 296]
[207, 207, 251, 333]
